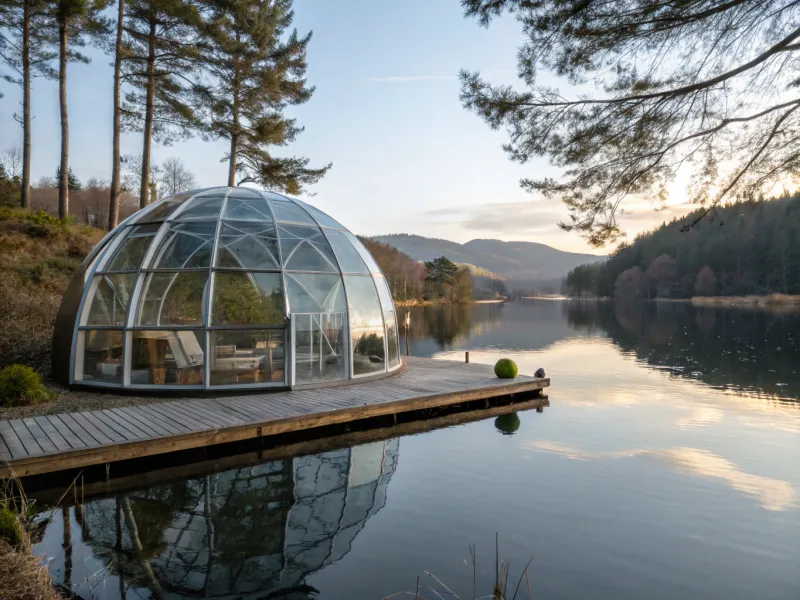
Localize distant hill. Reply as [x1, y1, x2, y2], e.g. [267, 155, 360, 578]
[371, 234, 605, 290]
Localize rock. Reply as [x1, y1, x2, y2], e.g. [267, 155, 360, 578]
[534, 367, 545, 378]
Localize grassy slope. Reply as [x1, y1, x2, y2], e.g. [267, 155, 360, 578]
[0, 208, 104, 379]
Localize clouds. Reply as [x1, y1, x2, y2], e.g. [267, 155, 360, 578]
[425, 200, 565, 236]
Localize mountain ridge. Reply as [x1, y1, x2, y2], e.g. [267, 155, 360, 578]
[370, 233, 605, 290]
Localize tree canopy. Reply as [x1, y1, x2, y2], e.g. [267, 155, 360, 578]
[461, 0, 800, 246]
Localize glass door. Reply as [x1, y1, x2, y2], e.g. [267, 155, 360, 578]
[291, 312, 348, 385]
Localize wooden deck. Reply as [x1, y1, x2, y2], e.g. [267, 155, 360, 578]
[0, 356, 549, 478]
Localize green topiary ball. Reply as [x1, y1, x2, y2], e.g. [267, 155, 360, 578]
[0, 364, 55, 407]
[495, 413, 521, 435]
[494, 358, 518, 379]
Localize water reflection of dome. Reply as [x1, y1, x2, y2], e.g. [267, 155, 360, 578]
[52, 187, 401, 391]
[46, 440, 399, 599]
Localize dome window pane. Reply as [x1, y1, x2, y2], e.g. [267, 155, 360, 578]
[210, 330, 285, 385]
[323, 229, 369, 274]
[211, 272, 285, 326]
[215, 222, 280, 269]
[373, 275, 394, 311]
[135, 192, 194, 222]
[130, 330, 204, 385]
[103, 224, 160, 272]
[173, 192, 225, 220]
[83, 274, 136, 326]
[279, 225, 338, 272]
[293, 199, 344, 229]
[269, 201, 316, 225]
[384, 311, 401, 368]
[136, 272, 207, 326]
[344, 275, 385, 375]
[285, 273, 346, 314]
[79, 330, 123, 383]
[343, 232, 382, 275]
[148, 221, 216, 269]
[223, 197, 273, 221]
[293, 312, 347, 384]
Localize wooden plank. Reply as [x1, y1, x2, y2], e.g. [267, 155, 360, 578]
[116, 406, 175, 437]
[9, 419, 43, 456]
[145, 402, 217, 431]
[106, 408, 162, 438]
[60, 413, 103, 447]
[79, 411, 128, 444]
[134, 405, 193, 434]
[22, 418, 59, 454]
[46, 416, 86, 449]
[32, 417, 71, 452]
[70, 413, 114, 446]
[0, 420, 29, 459]
[98, 409, 149, 439]
[0, 433, 12, 462]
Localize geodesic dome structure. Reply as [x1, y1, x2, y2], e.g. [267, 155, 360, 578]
[52, 187, 401, 391]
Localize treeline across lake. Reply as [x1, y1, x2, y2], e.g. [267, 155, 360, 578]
[564, 195, 800, 299]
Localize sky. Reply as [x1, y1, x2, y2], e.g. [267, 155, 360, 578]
[0, 0, 689, 254]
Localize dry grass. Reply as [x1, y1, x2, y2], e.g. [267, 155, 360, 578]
[0, 478, 60, 600]
[0, 208, 103, 378]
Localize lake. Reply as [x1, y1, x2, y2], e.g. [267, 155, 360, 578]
[33, 300, 800, 599]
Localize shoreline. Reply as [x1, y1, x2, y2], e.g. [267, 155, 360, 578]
[394, 299, 508, 307]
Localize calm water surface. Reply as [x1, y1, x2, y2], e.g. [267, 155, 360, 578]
[35, 300, 800, 599]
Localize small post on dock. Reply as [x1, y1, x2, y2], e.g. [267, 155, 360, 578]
[404, 311, 411, 356]
[465, 351, 469, 363]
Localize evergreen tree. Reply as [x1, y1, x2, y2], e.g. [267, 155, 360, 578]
[121, 0, 204, 208]
[50, 0, 110, 220]
[461, 0, 800, 246]
[55, 165, 82, 191]
[424, 256, 459, 287]
[198, 0, 330, 191]
[0, 0, 57, 209]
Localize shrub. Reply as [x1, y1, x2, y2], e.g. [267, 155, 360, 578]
[0, 506, 23, 546]
[0, 364, 55, 407]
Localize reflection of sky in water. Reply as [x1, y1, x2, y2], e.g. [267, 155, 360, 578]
[35, 300, 800, 600]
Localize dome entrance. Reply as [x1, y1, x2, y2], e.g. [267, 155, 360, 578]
[52, 187, 401, 391]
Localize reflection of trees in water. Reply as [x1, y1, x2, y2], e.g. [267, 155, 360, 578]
[403, 304, 506, 348]
[563, 300, 800, 400]
[43, 440, 399, 599]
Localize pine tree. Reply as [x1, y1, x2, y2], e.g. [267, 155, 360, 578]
[108, 0, 124, 228]
[50, 0, 110, 220]
[121, 0, 204, 209]
[0, 0, 57, 209]
[198, 0, 330, 191]
[55, 165, 82, 191]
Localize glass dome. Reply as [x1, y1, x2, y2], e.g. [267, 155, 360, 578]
[52, 187, 402, 391]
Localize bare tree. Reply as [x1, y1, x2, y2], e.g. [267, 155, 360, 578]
[108, 0, 124, 229]
[0, 145, 23, 180]
[159, 156, 196, 198]
[461, 0, 800, 246]
[122, 153, 161, 204]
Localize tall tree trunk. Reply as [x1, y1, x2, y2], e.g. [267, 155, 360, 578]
[20, 0, 31, 209]
[108, 0, 124, 228]
[139, 15, 156, 209]
[58, 17, 69, 220]
[227, 69, 239, 186]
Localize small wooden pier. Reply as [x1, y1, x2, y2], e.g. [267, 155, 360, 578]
[0, 356, 549, 478]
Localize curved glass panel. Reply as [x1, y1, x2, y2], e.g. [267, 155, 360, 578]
[79, 330, 123, 383]
[324, 229, 369, 274]
[136, 272, 207, 326]
[343, 232, 382, 275]
[211, 272, 285, 325]
[173, 191, 225, 220]
[147, 221, 216, 269]
[293, 199, 345, 229]
[83, 274, 136, 326]
[134, 193, 193, 222]
[210, 330, 285, 385]
[102, 224, 160, 272]
[223, 196, 273, 221]
[215, 222, 280, 269]
[373, 275, 394, 311]
[344, 275, 385, 375]
[269, 201, 316, 225]
[384, 311, 401, 368]
[279, 225, 339, 272]
[130, 330, 204, 385]
[285, 273, 346, 314]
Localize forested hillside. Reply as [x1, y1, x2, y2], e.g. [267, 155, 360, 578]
[564, 196, 800, 298]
